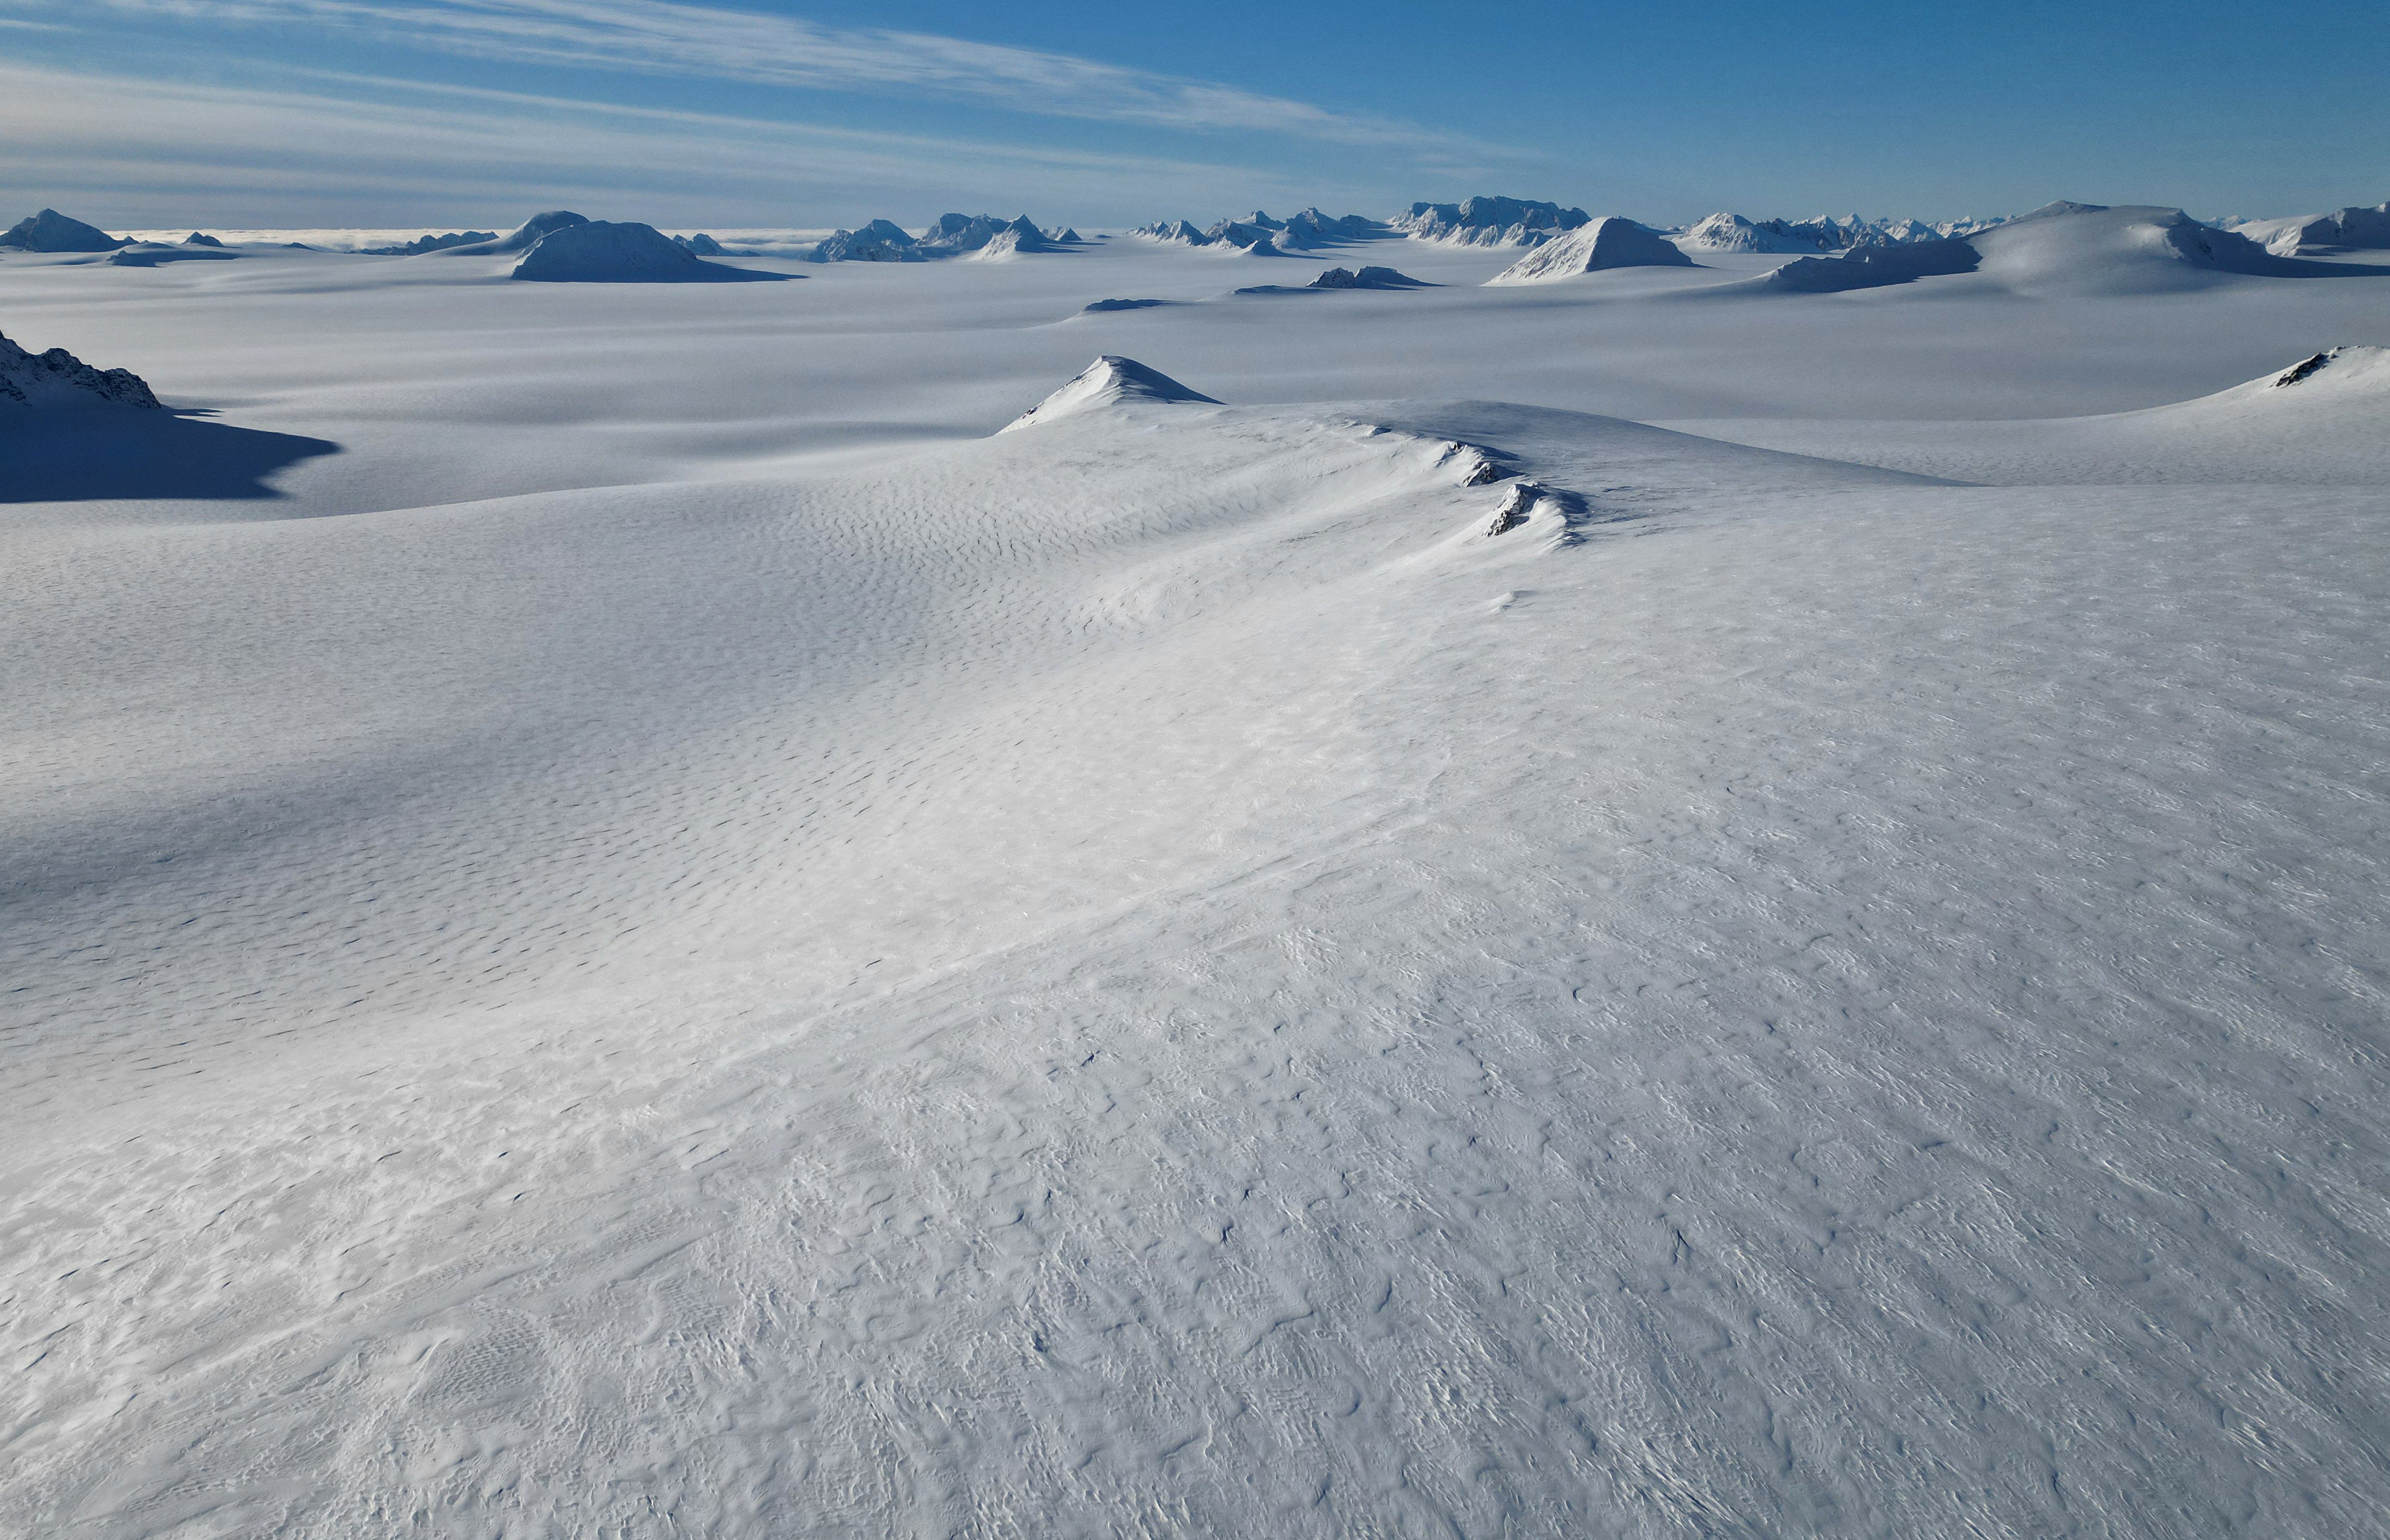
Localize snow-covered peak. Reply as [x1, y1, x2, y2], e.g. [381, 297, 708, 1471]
[1675, 212, 1823, 253]
[509, 221, 783, 283]
[0, 329, 162, 408]
[2012, 199, 2111, 223]
[2228, 202, 2390, 256]
[919, 214, 1049, 255]
[1966, 204, 2278, 293]
[999, 356, 1220, 433]
[0, 208, 130, 252]
[436, 211, 590, 257]
[970, 227, 1053, 261]
[1393, 196, 1590, 247]
[1484, 218, 1692, 284]
[1132, 219, 1209, 245]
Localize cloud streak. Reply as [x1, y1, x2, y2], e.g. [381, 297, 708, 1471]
[0, 60, 1354, 226]
[53, 0, 1464, 147]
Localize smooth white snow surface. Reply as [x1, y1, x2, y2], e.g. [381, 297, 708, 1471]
[3, 227, 2389, 1539]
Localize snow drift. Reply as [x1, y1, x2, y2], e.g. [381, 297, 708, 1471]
[1485, 218, 1694, 284]
[999, 356, 1219, 432]
[0, 330, 162, 408]
[510, 221, 786, 282]
[0, 209, 129, 252]
[1965, 203, 2311, 294]
[1674, 346, 2390, 486]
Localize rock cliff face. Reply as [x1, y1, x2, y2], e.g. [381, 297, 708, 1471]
[0, 331, 163, 408]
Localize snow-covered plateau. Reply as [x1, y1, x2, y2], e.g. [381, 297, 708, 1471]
[3, 201, 2388, 1539]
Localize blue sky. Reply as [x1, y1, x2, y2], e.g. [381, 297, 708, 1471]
[1, 0, 2381, 230]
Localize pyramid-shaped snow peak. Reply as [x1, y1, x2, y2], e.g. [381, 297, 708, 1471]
[1484, 217, 1693, 285]
[0, 208, 130, 252]
[999, 357, 1222, 433]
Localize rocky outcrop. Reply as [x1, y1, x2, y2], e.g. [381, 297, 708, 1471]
[0, 330, 163, 408]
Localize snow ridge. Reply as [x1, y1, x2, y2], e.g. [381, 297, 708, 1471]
[359, 229, 498, 256]
[434, 211, 590, 258]
[1393, 196, 1589, 248]
[0, 329, 162, 408]
[812, 215, 1057, 261]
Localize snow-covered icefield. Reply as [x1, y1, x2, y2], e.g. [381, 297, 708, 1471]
[4, 229, 2389, 1537]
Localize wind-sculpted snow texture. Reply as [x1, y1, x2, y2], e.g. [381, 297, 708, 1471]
[2, 219, 2389, 1539]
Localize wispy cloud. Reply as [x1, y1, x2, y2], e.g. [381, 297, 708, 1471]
[52, 0, 1468, 148]
[0, 60, 1350, 225]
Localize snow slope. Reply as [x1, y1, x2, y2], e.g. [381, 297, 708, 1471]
[1485, 217, 1694, 284]
[1665, 345, 2390, 484]
[2, 230, 2388, 1539]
